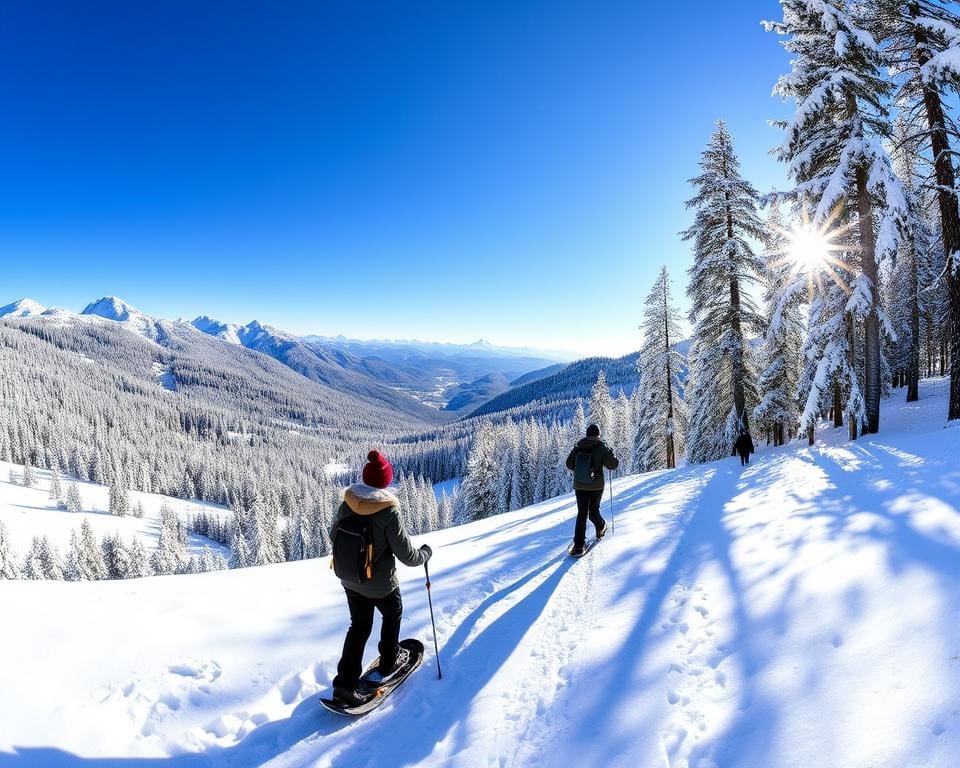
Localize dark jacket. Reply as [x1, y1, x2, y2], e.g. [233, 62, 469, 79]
[734, 433, 755, 457]
[565, 437, 619, 491]
[330, 483, 427, 599]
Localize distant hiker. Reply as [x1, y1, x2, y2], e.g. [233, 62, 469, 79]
[734, 430, 755, 466]
[565, 424, 619, 556]
[330, 450, 432, 707]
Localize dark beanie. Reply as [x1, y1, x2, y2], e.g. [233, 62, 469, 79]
[586, 424, 600, 437]
[362, 450, 393, 489]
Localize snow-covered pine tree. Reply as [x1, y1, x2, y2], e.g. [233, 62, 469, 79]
[633, 266, 688, 470]
[108, 479, 131, 516]
[683, 121, 765, 462]
[0, 521, 20, 579]
[797, 241, 870, 442]
[64, 530, 82, 581]
[249, 494, 284, 566]
[684, 337, 731, 462]
[588, 371, 613, 437]
[38, 536, 64, 580]
[611, 390, 633, 476]
[437, 489, 455, 530]
[153, 504, 189, 574]
[22, 461, 36, 488]
[509, 423, 527, 512]
[888, 113, 939, 402]
[200, 547, 227, 572]
[766, 0, 906, 434]
[865, 0, 960, 419]
[22, 537, 46, 580]
[571, 400, 586, 439]
[127, 537, 153, 578]
[228, 512, 250, 568]
[458, 421, 500, 521]
[754, 201, 804, 445]
[101, 533, 132, 579]
[313, 496, 332, 557]
[48, 468, 63, 501]
[64, 482, 84, 514]
[78, 519, 108, 580]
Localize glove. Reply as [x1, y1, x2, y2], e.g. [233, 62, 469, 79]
[420, 544, 433, 562]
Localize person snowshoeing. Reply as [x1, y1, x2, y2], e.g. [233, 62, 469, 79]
[734, 430, 754, 466]
[330, 450, 432, 706]
[565, 424, 619, 555]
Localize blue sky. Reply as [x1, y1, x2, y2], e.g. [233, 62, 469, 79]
[0, 1, 790, 357]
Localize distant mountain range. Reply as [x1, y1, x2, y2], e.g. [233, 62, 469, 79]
[300, 335, 572, 413]
[1, 297, 573, 416]
[468, 340, 691, 420]
[1, 295, 445, 431]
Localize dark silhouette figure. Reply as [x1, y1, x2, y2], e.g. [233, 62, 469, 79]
[734, 430, 754, 466]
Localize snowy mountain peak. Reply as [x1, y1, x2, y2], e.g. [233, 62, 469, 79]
[190, 316, 264, 346]
[0, 297, 46, 318]
[82, 296, 142, 322]
[81, 296, 165, 343]
[190, 315, 220, 334]
[190, 315, 240, 343]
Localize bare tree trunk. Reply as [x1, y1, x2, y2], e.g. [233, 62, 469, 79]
[847, 312, 858, 441]
[838, 91, 881, 433]
[662, 281, 676, 470]
[851, 147, 881, 431]
[833, 382, 843, 428]
[907, 238, 920, 401]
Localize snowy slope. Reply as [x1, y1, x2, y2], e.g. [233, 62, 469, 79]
[2, 379, 960, 767]
[0, 462, 227, 557]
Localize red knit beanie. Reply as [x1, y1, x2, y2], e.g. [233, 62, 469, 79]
[362, 450, 393, 489]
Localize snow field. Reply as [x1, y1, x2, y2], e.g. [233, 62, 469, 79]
[1, 378, 960, 767]
[0, 461, 228, 557]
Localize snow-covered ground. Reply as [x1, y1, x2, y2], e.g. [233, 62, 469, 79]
[432, 478, 460, 501]
[0, 462, 227, 557]
[2, 379, 960, 767]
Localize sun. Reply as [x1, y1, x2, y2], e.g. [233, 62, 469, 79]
[788, 224, 831, 271]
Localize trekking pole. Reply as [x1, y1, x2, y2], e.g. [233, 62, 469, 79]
[424, 561, 443, 679]
[608, 470, 615, 535]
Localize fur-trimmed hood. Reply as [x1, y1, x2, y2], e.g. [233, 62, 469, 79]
[343, 483, 400, 516]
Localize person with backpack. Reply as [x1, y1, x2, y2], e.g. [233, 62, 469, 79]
[734, 430, 755, 466]
[565, 424, 619, 556]
[329, 450, 432, 706]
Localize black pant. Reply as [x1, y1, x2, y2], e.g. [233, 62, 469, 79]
[574, 489, 605, 546]
[739, 451, 750, 466]
[333, 588, 403, 689]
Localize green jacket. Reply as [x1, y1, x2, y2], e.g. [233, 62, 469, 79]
[566, 437, 619, 491]
[330, 483, 427, 599]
